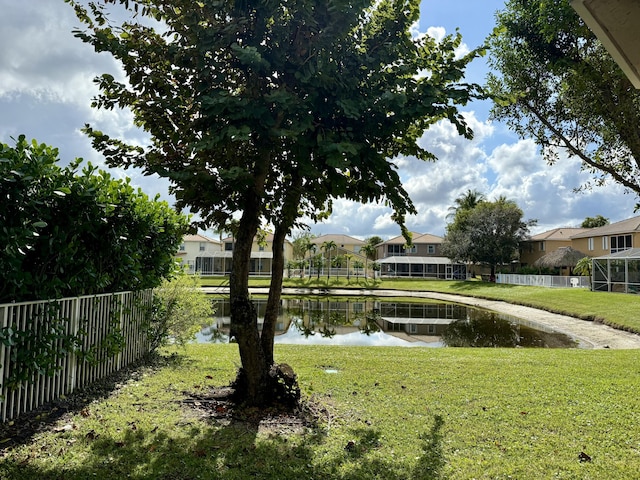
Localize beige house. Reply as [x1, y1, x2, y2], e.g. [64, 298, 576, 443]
[376, 232, 467, 279]
[219, 232, 294, 276]
[310, 234, 366, 256]
[570, 216, 640, 256]
[176, 234, 222, 274]
[178, 232, 293, 276]
[519, 227, 589, 268]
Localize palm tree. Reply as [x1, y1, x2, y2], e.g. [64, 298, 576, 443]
[344, 254, 353, 280]
[322, 240, 337, 280]
[447, 189, 486, 219]
[306, 243, 317, 278]
[360, 243, 376, 278]
[574, 256, 593, 290]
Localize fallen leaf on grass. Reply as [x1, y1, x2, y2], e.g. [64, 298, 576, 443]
[579, 451, 592, 463]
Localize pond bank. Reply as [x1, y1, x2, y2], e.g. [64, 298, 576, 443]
[202, 286, 640, 349]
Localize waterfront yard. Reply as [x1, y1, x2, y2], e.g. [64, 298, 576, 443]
[2, 343, 640, 479]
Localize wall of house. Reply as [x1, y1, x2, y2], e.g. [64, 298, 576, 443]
[520, 239, 572, 267]
[177, 239, 221, 272]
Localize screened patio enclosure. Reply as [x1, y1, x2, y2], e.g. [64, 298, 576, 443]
[378, 256, 467, 279]
[592, 248, 640, 293]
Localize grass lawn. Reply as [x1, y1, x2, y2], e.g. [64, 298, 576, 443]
[2, 344, 640, 479]
[201, 276, 640, 333]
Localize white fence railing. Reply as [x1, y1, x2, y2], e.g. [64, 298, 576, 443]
[496, 274, 590, 288]
[0, 290, 153, 423]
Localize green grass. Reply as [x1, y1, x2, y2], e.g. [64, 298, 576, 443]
[200, 276, 640, 333]
[3, 344, 640, 479]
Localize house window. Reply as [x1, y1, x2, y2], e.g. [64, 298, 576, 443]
[259, 245, 265, 251]
[602, 237, 608, 250]
[588, 238, 594, 251]
[539, 242, 545, 252]
[427, 325, 436, 334]
[611, 234, 632, 253]
[225, 242, 233, 251]
[199, 242, 206, 252]
[179, 244, 186, 251]
[427, 245, 436, 254]
[408, 324, 417, 334]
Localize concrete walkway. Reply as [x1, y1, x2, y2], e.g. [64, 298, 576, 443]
[202, 286, 640, 349]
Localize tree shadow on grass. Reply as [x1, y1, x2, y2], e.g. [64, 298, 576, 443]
[0, 400, 449, 480]
[0, 352, 191, 452]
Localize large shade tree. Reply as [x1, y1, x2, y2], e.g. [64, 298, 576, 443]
[442, 196, 535, 276]
[487, 0, 640, 207]
[67, 0, 484, 405]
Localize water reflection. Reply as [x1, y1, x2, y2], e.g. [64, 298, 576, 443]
[197, 297, 576, 348]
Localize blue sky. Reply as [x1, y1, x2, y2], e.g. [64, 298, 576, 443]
[1, 0, 637, 241]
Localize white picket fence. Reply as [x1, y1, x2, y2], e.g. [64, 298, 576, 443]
[0, 290, 153, 423]
[496, 274, 590, 288]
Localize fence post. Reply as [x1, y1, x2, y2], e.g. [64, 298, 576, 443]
[117, 292, 125, 370]
[66, 297, 80, 395]
[0, 306, 7, 422]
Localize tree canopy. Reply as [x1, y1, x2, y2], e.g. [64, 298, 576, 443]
[487, 0, 640, 206]
[0, 136, 188, 303]
[441, 195, 535, 276]
[581, 215, 609, 229]
[67, 0, 485, 406]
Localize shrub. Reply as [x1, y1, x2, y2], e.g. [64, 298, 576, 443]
[150, 272, 215, 351]
[0, 136, 189, 302]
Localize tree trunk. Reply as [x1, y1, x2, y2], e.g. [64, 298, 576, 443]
[261, 223, 286, 365]
[229, 155, 270, 406]
[229, 209, 270, 405]
[262, 180, 302, 365]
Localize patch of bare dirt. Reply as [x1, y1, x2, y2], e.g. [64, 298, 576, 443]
[180, 386, 331, 436]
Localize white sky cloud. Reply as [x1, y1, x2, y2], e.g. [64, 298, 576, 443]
[1, 0, 637, 241]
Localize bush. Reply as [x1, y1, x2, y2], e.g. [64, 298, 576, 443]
[0, 136, 189, 302]
[150, 272, 215, 351]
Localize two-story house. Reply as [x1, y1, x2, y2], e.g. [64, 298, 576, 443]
[220, 232, 294, 276]
[570, 216, 640, 257]
[571, 216, 640, 293]
[176, 234, 222, 274]
[178, 232, 293, 276]
[376, 232, 467, 279]
[519, 227, 589, 268]
[310, 234, 366, 256]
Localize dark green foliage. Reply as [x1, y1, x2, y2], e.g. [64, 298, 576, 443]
[581, 215, 609, 228]
[0, 302, 79, 389]
[65, 0, 485, 405]
[0, 136, 189, 303]
[488, 0, 640, 204]
[442, 195, 535, 275]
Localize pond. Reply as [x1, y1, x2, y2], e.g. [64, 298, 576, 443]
[197, 297, 577, 348]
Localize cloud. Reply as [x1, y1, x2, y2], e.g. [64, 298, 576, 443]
[486, 138, 638, 233]
[2, 0, 637, 243]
